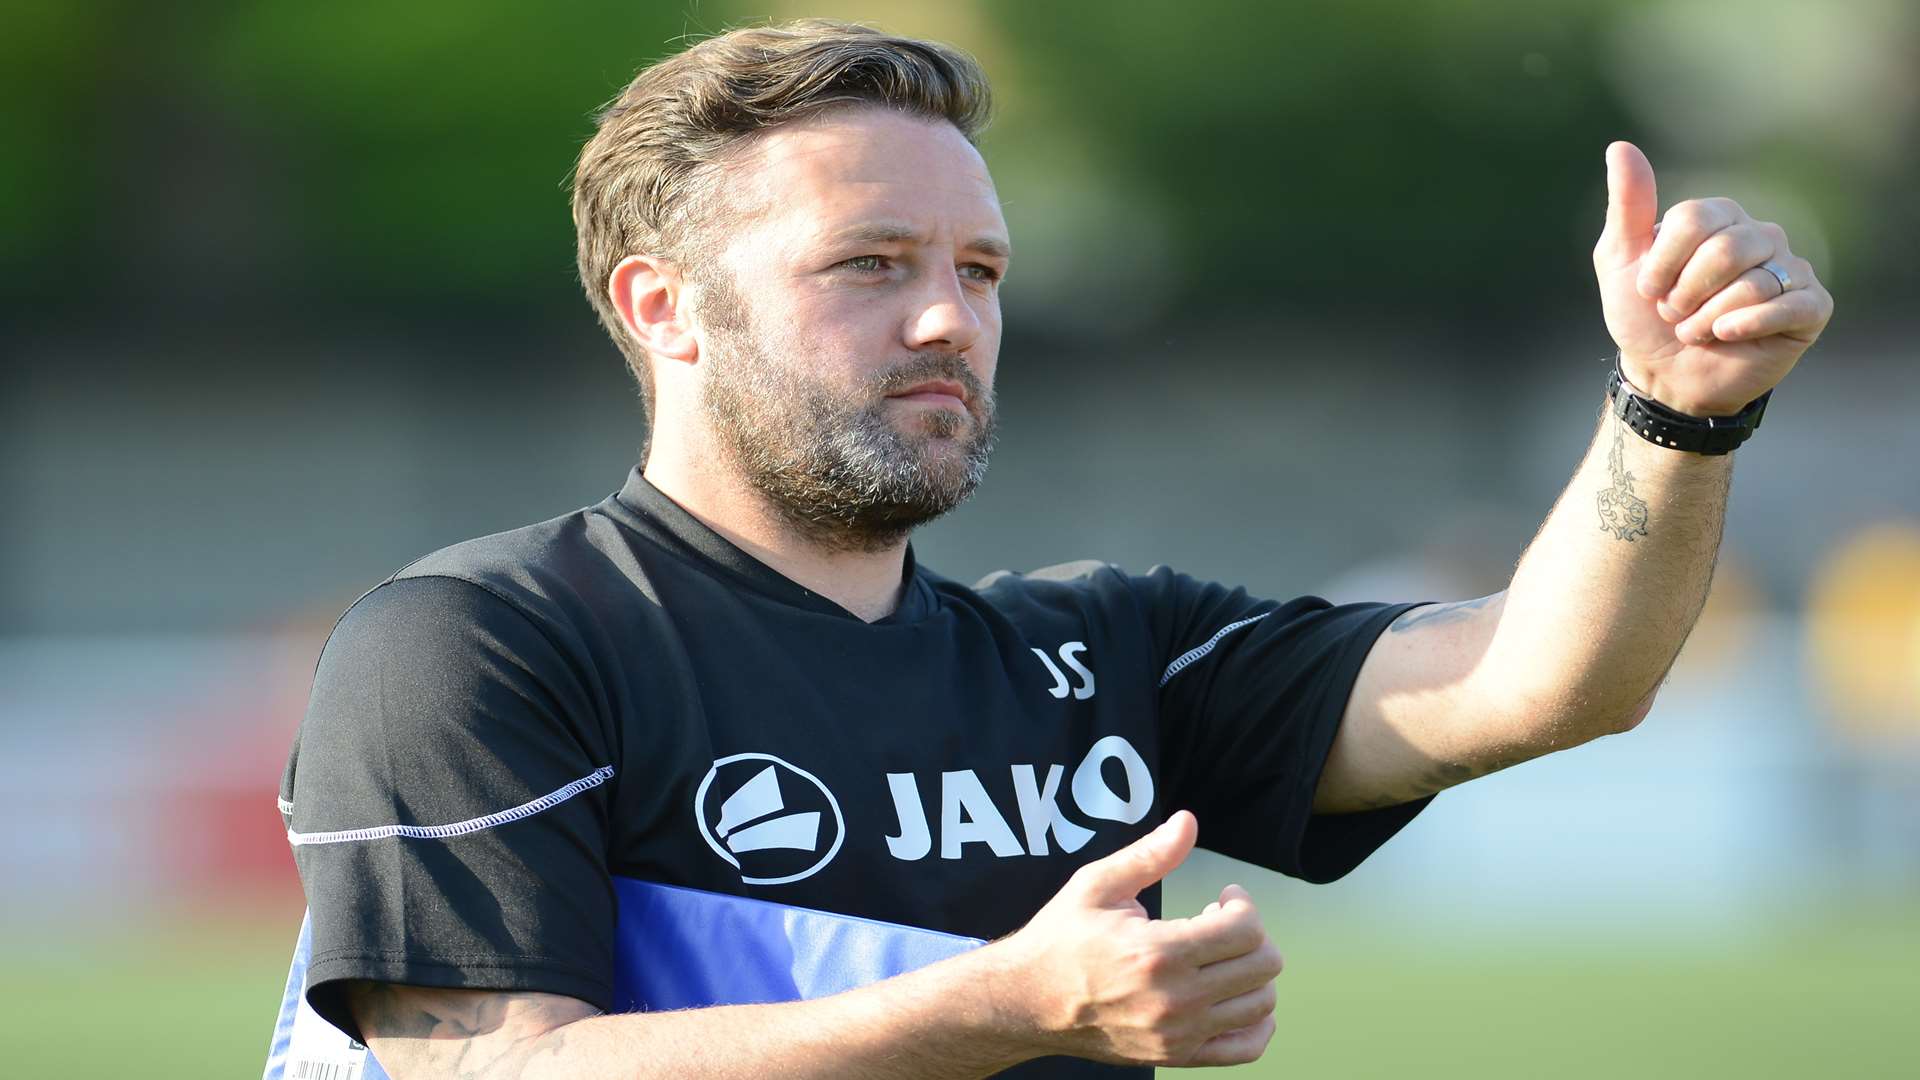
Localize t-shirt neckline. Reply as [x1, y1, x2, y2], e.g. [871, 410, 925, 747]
[604, 467, 933, 625]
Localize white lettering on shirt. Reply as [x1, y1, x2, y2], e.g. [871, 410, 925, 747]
[940, 770, 1025, 859]
[884, 772, 932, 861]
[882, 736, 1152, 861]
[1011, 763, 1095, 856]
[1070, 734, 1154, 824]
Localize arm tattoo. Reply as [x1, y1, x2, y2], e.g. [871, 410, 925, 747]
[1386, 593, 1498, 635]
[1595, 420, 1650, 542]
[349, 983, 596, 1080]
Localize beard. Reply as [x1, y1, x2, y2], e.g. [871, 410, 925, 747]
[697, 292, 997, 554]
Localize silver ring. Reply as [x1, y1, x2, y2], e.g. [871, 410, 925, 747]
[1759, 259, 1794, 295]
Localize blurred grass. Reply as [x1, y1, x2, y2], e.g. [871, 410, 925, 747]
[1223, 905, 1918, 1079]
[2, 903, 1913, 1078]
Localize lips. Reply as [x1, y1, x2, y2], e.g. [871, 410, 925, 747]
[886, 379, 968, 404]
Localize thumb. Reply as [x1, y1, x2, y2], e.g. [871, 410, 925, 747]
[1599, 140, 1658, 265]
[1075, 810, 1197, 905]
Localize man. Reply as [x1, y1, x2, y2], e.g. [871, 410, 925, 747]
[274, 19, 1832, 1079]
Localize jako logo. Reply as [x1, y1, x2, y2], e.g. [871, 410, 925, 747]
[695, 753, 846, 885]
[883, 735, 1152, 862]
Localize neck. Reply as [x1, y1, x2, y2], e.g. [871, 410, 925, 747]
[642, 438, 910, 623]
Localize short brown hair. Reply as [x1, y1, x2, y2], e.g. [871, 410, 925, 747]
[570, 20, 993, 421]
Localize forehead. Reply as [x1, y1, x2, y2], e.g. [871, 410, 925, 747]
[718, 107, 1006, 256]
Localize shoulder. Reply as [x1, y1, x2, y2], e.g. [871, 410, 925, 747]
[395, 504, 610, 615]
[301, 525, 618, 768]
[319, 500, 642, 685]
[959, 559, 1139, 615]
[940, 559, 1239, 620]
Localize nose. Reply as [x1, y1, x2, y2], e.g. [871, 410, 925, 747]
[905, 266, 984, 354]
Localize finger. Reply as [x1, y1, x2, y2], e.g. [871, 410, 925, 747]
[1196, 940, 1285, 1001]
[1709, 283, 1831, 343]
[1159, 894, 1266, 966]
[1183, 1015, 1277, 1068]
[1674, 266, 1787, 344]
[1656, 223, 1777, 322]
[1598, 141, 1657, 265]
[1070, 810, 1197, 905]
[1204, 979, 1278, 1034]
[1638, 198, 1741, 299]
[1197, 882, 1245, 918]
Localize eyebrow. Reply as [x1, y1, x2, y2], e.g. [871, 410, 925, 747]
[828, 224, 1012, 260]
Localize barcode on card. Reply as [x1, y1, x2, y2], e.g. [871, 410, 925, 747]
[288, 1059, 360, 1080]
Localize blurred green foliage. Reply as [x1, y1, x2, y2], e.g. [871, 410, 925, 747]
[981, 0, 1631, 316]
[198, 1, 695, 303]
[3, 1, 1912, 323]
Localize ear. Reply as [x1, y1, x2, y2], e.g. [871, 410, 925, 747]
[609, 254, 699, 366]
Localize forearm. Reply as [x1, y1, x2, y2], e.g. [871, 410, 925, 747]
[1481, 394, 1733, 739]
[357, 941, 1042, 1080]
[559, 943, 1035, 1079]
[357, 814, 1284, 1077]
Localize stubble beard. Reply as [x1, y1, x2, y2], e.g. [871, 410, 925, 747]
[696, 285, 997, 555]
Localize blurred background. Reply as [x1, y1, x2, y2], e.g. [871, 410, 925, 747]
[3, 1, 1916, 1076]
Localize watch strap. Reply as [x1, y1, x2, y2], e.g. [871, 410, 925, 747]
[1606, 359, 1771, 456]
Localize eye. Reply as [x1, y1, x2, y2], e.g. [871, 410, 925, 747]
[840, 254, 888, 273]
[961, 263, 1003, 284]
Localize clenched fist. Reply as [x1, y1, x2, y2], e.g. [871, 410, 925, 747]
[1595, 140, 1833, 417]
[991, 811, 1284, 1069]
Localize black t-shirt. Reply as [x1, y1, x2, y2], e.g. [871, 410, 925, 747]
[281, 468, 1430, 1077]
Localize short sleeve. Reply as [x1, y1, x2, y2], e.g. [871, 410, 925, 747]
[1133, 567, 1431, 883]
[281, 575, 616, 1040]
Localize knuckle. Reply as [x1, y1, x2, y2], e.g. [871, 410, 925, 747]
[1139, 988, 1179, 1025]
[1700, 230, 1740, 263]
[1665, 203, 1708, 232]
[1160, 985, 1204, 1019]
[1152, 1033, 1201, 1068]
[1721, 276, 1765, 309]
[1708, 196, 1745, 218]
[1135, 945, 1177, 980]
[1225, 924, 1263, 955]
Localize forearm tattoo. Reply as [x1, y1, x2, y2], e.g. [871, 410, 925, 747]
[349, 983, 596, 1080]
[1595, 420, 1650, 542]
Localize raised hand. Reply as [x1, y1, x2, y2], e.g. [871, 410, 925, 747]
[994, 811, 1284, 1068]
[1594, 140, 1832, 417]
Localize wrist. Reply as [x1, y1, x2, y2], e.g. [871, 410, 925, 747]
[1606, 355, 1770, 455]
[1617, 353, 1756, 418]
[925, 936, 1053, 1069]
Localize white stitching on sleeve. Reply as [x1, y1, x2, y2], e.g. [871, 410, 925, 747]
[1159, 613, 1272, 687]
[286, 765, 615, 847]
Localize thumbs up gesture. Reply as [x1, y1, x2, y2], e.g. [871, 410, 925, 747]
[991, 811, 1285, 1068]
[1594, 141, 1833, 417]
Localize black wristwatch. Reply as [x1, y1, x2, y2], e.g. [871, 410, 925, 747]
[1606, 357, 1771, 456]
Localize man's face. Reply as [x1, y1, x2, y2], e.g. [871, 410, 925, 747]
[691, 107, 1010, 552]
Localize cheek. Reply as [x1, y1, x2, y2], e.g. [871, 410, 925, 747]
[971, 307, 1002, 382]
